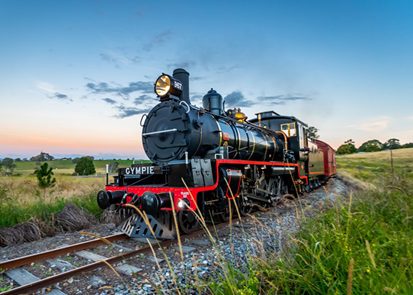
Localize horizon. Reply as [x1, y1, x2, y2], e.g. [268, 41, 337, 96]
[2, 137, 413, 160]
[1, 0, 412, 158]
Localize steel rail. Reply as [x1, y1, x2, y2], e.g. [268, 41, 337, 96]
[0, 222, 228, 295]
[0, 233, 128, 271]
[0, 239, 175, 295]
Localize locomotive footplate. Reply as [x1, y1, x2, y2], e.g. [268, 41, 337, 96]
[121, 212, 176, 240]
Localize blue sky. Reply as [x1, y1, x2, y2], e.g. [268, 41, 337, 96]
[1, 0, 412, 159]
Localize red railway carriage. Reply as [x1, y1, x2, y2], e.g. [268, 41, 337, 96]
[97, 68, 336, 239]
[315, 139, 337, 177]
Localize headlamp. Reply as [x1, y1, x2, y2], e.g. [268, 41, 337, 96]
[178, 198, 190, 209]
[154, 74, 183, 99]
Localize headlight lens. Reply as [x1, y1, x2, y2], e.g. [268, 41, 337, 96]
[178, 198, 190, 209]
[155, 74, 171, 97]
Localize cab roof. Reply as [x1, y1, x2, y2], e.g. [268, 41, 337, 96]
[249, 111, 308, 127]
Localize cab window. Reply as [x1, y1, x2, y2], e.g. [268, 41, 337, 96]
[280, 122, 296, 137]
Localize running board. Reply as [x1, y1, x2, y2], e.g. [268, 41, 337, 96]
[121, 213, 176, 240]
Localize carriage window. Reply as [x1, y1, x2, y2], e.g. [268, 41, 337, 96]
[280, 123, 296, 137]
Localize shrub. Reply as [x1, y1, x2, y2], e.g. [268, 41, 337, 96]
[74, 157, 96, 176]
[34, 162, 56, 189]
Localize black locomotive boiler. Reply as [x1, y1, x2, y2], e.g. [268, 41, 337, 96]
[97, 68, 336, 239]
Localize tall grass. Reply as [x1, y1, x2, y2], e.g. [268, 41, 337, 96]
[0, 175, 102, 228]
[0, 159, 147, 227]
[0, 190, 101, 228]
[210, 169, 413, 294]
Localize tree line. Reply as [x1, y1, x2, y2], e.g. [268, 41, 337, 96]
[336, 138, 413, 155]
[0, 155, 96, 176]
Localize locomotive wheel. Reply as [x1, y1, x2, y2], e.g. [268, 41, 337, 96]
[238, 197, 252, 216]
[261, 179, 275, 208]
[277, 177, 289, 197]
[215, 186, 230, 222]
[218, 205, 230, 222]
[177, 210, 200, 234]
[267, 178, 278, 203]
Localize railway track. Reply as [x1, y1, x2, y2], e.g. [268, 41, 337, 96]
[0, 233, 127, 272]
[0, 231, 174, 295]
[0, 223, 226, 295]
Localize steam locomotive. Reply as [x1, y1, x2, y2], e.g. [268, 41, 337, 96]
[97, 69, 336, 239]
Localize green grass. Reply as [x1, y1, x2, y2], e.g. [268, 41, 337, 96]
[336, 148, 413, 185]
[0, 190, 101, 228]
[211, 150, 413, 294]
[0, 158, 151, 228]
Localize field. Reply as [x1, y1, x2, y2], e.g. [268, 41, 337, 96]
[336, 147, 413, 186]
[0, 159, 145, 228]
[212, 148, 413, 294]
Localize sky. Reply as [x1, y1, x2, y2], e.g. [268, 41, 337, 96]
[1, 0, 412, 159]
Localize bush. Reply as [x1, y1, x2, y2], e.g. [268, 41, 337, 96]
[337, 144, 357, 155]
[34, 162, 56, 189]
[74, 157, 96, 176]
[1, 158, 16, 175]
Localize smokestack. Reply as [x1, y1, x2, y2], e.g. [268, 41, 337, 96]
[173, 68, 190, 104]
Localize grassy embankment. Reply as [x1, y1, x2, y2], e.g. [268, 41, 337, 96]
[210, 148, 413, 294]
[0, 159, 143, 228]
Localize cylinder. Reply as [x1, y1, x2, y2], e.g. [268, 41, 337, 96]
[173, 68, 190, 104]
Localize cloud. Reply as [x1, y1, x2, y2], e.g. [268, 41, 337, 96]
[100, 51, 140, 67]
[407, 116, 413, 121]
[143, 30, 172, 52]
[224, 91, 255, 108]
[53, 92, 71, 101]
[167, 60, 196, 69]
[257, 95, 312, 102]
[86, 80, 153, 98]
[102, 98, 117, 105]
[190, 94, 204, 105]
[36, 81, 56, 93]
[134, 95, 157, 105]
[116, 105, 151, 118]
[36, 81, 72, 101]
[190, 94, 203, 101]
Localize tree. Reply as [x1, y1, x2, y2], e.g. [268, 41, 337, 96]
[336, 139, 357, 155]
[108, 161, 119, 173]
[358, 139, 382, 152]
[74, 157, 96, 176]
[34, 163, 56, 189]
[30, 152, 54, 162]
[402, 142, 413, 148]
[383, 138, 401, 150]
[1, 158, 16, 175]
[307, 126, 319, 140]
